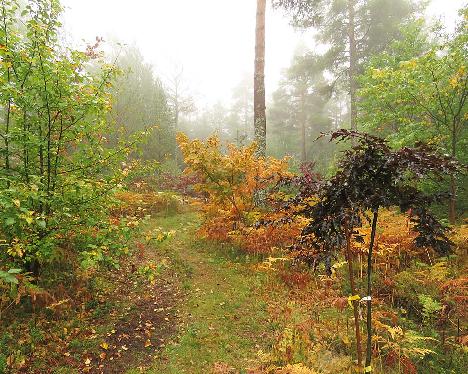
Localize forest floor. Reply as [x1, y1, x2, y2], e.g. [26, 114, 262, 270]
[5, 210, 285, 374]
[4, 197, 467, 374]
[9, 204, 463, 373]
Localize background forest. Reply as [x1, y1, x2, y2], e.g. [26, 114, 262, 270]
[0, 0, 467, 373]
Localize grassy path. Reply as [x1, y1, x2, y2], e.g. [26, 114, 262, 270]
[0, 210, 279, 374]
[138, 212, 277, 374]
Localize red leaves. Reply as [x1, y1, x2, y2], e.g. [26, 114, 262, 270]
[385, 350, 418, 374]
[279, 270, 312, 289]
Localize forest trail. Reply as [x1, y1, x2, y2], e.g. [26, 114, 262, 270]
[2, 210, 280, 374]
[144, 211, 277, 374]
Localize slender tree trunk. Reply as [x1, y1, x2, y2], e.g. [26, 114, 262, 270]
[51, 117, 63, 192]
[449, 121, 457, 224]
[4, 99, 11, 172]
[365, 210, 379, 372]
[243, 103, 248, 142]
[23, 111, 30, 183]
[39, 52, 52, 215]
[449, 175, 456, 224]
[345, 224, 363, 369]
[2, 5, 11, 184]
[347, 0, 358, 132]
[174, 94, 179, 132]
[254, 0, 266, 157]
[174, 90, 180, 164]
[300, 89, 307, 162]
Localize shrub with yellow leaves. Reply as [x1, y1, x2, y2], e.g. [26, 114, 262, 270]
[177, 133, 301, 254]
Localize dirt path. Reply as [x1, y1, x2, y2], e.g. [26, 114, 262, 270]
[145, 212, 276, 374]
[62, 219, 184, 374]
[7, 211, 276, 374]
[85, 273, 180, 373]
[13, 216, 185, 374]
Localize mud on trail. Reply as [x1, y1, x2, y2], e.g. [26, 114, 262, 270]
[84, 273, 181, 373]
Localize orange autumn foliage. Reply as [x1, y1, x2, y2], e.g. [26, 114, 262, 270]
[177, 133, 302, 254]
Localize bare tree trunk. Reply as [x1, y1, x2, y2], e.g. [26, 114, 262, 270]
[365, 210, 379, 372]
[300, 89, 307, 162]
[174, 88, 180, 164]
[345, 224, 363, 369]
[347, 0, 358, 132]
[254, 0, 266, 157]
[167, 65, 193, 165]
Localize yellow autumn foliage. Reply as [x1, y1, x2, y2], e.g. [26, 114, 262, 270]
[177, 132, 300, 253]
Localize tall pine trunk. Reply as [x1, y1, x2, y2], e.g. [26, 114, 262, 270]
[347, 0, 358, 132]
[254, 0, 266, 157]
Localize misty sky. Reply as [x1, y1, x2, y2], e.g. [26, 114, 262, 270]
[60, 0, 466, 107]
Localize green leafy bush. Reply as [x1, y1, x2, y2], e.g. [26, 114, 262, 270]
[418, 294, 442, 324]
[0, 0, 144, 279]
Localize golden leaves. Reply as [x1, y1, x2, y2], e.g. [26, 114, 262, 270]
[7, 238, 24, 258]
[176, 132, 296, 253]
[371, 68, 386, 79]
[449, 65, 466, 88]
[399, 59, 418, 69]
